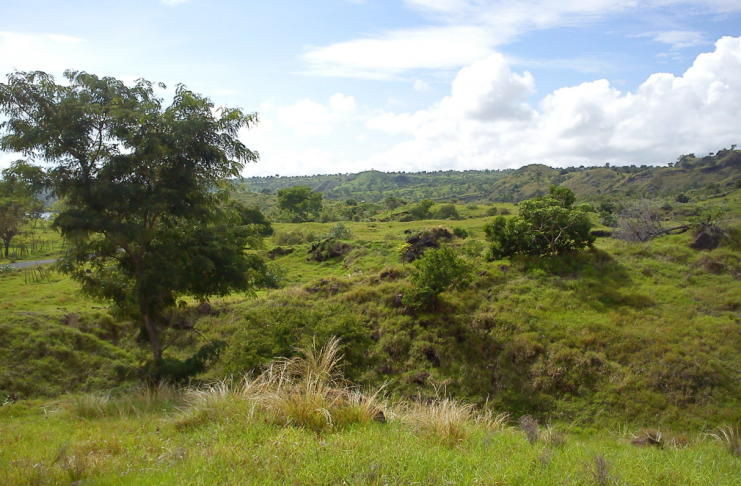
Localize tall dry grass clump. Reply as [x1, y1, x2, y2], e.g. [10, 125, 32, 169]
[255, 337, 386, 432]
[400, 397, 508, 446]
[174, 337, 387, 433]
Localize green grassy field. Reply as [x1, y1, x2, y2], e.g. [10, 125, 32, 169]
[3, 402, 740, 485]
[2, 192, 741, 484]
[2, 345, 741, 485]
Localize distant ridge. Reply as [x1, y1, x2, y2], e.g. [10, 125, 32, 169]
[238, 148, 741, 203]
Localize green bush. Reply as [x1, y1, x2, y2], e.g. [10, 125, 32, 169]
[485, 188, 594, 259]
[434, 204, 461, 220]
[452, 227, 468, 239]
[402, 245, 473, 310]
[326, 221, 354, 240]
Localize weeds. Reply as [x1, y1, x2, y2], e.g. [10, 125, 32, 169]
[174, 338, 388, 433]
[519, 415, 540, 444]
[541, 424, 567, 447]
[590, 454, 613, 486]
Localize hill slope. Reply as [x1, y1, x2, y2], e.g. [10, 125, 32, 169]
[237, 148, 741, 205]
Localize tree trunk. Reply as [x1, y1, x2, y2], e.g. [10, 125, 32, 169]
[141, 307, 163, 361]
[2, 238, 8, 258]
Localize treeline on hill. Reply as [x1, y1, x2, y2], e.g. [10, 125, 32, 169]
[236, 147, 741, 211]
[232, 147, 741, 227]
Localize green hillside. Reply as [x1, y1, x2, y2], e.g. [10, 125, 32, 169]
[237, 148, 741, 207]
[238, 169, 512, 203]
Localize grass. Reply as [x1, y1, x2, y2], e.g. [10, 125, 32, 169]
[2, 346, 741, 485]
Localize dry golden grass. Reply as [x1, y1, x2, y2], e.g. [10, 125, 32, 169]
[173, 337, 388, 433]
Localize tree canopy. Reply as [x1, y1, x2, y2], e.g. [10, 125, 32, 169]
[276, 185, 323, 221]
[0, 70, 268, 372]
[485, 187, 594, 259]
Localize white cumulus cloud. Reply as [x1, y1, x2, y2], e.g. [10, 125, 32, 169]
[329, 93, 357, 114]
[364, 36, 741, 171]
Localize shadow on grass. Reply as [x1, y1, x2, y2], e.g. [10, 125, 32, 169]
[513, 249, 653, 312]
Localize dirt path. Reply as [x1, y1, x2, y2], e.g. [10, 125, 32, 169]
[6, 259, 57, 268]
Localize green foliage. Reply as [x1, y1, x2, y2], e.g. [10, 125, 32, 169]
[0, 70, 266, 372]
[452, 227, 468, 239]
[434, 203, 461, 220]
[407, 199, 435, 220]
[384, 196, 407, 210]
[402, 245, 473, 310]
[485, 188, 595, 259]
[598, 211, 618, 227]
[277, 185, 323, 221]
[676, 194, 691, 203]
[221, 298, 372, 381]
[140, 340, 227, 384]
[326, 221, 354, 240]
[273, 228, 317, 246]
[228, 200, 273, 237]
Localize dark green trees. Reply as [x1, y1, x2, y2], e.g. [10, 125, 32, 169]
[0, 70, 267, 365]
[485, 187, 594, 259]
[277, 185, 323, 221]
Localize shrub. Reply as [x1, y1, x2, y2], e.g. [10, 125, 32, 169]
[676, 194, 690, 203]
[485, 188, 594, 259]
[598, 211, 618, 227]
[402, 245, 473, 310]
[326, 221, 354, 240]
[486, 207, 499, 216]
[452, 227, 468, 239]
[408, 199, 435, 220]
[434, 204, 461, 220]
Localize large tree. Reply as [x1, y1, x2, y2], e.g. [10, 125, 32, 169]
[0, 70, 267, 367]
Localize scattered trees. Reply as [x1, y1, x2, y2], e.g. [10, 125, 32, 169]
[0, 70, 269, 371]
[485, 187, 594, 259]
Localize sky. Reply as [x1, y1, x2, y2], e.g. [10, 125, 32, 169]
[1, 0, 740, 177]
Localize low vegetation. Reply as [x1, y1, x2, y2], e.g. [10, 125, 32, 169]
[3, 344, 741, 484]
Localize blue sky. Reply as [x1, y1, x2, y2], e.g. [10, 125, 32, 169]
[1, 0, 740, 176]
